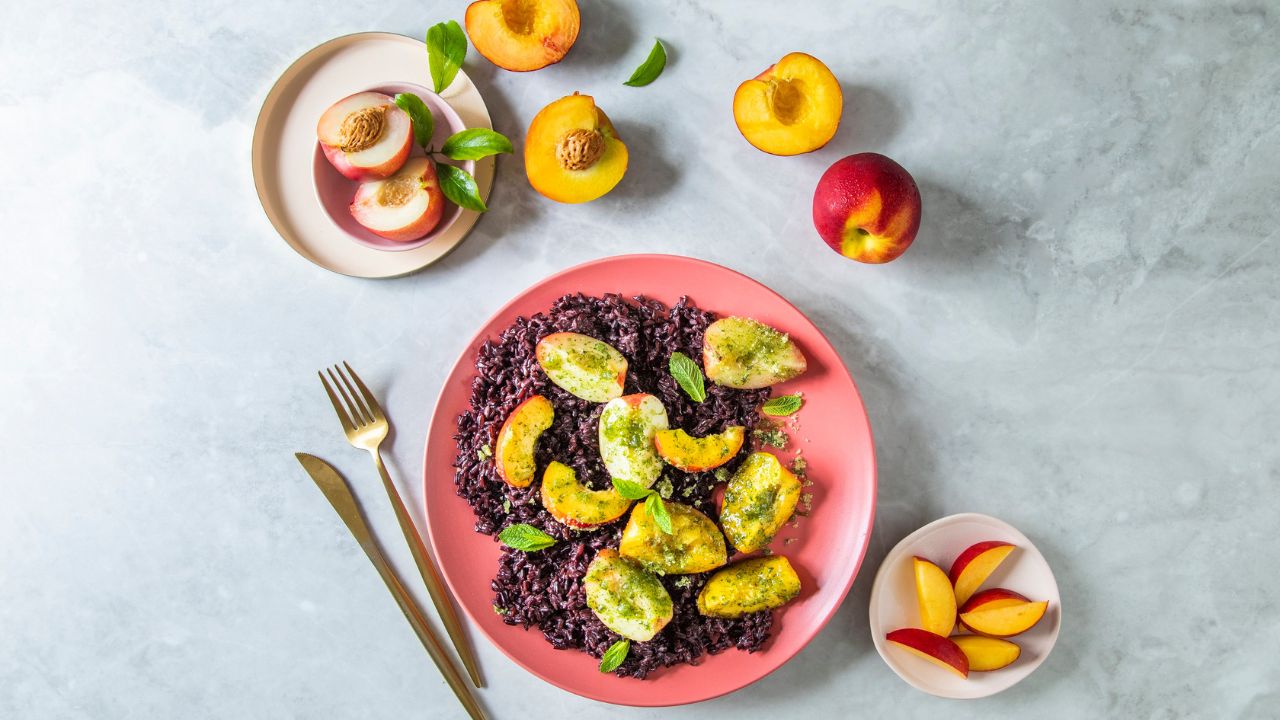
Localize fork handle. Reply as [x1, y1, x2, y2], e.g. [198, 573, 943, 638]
[370, 448, 485, 689]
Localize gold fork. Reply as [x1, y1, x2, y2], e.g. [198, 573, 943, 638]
[319, 362, 484, 688]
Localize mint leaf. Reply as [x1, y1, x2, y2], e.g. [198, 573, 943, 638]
[624, 39, 667, 87]
[668, 351, 706, 403]
[498, 523, 556, 551]
[435, 162, 487, 212]
[599, 639, 630, 673]
[761, 393, 803, 417]
[611, 476, 653, 501]
[645, 493, 673, 534]
[393, 93, 435, 150]
[427, 20, 467, 94]
[441, 128, 514, 161]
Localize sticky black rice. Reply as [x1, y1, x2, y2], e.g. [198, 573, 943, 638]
[453, 293, 773, 678]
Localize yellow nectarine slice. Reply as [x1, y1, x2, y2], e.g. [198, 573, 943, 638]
[913, 557, 957, 637]
[953, 636, 1021, 672]
[960, 598, 1049, 637]
[540, 461, 633, 528]
[525, 93, 629, 203]
[720, 452, 802, 553]
[885, 628, 969, 678]
[697, 556, 801, 618]
[949, 540, 1016, 606]
[619, 501, 726, 575]
[465, 0, 580, 72]
[653, 426, 745, 472]
[494, 395, 554, 487]
[733, 52, 842, 156]
[584, 549, 673, 642]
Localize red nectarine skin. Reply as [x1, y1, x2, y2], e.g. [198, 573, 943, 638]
[812, 153, 921, 264]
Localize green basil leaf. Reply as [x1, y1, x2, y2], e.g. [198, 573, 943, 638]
[668, 351, 706, 403]
[427, 20, 467, 94]
[624, 39, 667, 87]
[645, 493, 673, 534]
[599, 639, 630, 673]
[611, 476, 653, 501]
[498, 523, 557, 552]
[393, 92, 435, 150]
[441, 128, 514, 161]
[435, 162, 488, 212]
[761, 393, 803, 417]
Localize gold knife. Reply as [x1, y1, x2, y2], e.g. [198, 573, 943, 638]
[296, 453, 486, 720]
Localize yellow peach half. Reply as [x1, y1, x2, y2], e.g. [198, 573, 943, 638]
[465, 0, 580, 72]
[525, 93, 628, 203]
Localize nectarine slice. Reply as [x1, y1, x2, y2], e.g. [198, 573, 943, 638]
[720, 452, 802, 553]
[703, 317, 807, 389]
[912, 556, 957, 637]
[598, 394, 669, 488]
[535, 332, 627, 402]
[653, 426, 745, 472]
[949, 541, 1016, 606]
[697, 555, 801, 618]
[540, 461, 632, 528]
[465, 0, 580, 72]
[317, 92, 413, 180]
[584, 549, 673, 642]
[959, 593, 1048, 637]
[525, 93, 628, 203]
[349, 158, 445, 242]
[953, 636, 1021, 672]
[494, 395, 554, 487]
[733, 52, 842, 156]
[885, 628, 969, 678]
[619, 501, 726, 575]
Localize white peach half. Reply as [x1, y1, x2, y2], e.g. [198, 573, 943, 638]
[349, 158, 445, 242]
[317, 92, 413, 181]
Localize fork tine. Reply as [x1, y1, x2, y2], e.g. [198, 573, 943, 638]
[344, 361, 386, 422]
[328, 367, 370, 427]
[332, 365, 374, 427]
[318, 371, 356, 434]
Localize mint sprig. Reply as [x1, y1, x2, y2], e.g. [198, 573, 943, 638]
[610, 477, 673, 534]
[599, 639, 630, 672]
[669, 352, 706, 403]
[426, 20, 467, 94]
[761, 393, 803, 417]
[498, 523, 557, 551]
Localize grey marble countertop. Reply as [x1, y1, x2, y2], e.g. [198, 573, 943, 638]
[2, 1, 1277, 718]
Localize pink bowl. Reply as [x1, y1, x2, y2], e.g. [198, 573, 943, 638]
[422, 254, 878, 705]
[312, 82, 473, 252]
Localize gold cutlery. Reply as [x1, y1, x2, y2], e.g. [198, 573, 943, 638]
[318, 362, 484, 689]
[296, 454, 486, 720]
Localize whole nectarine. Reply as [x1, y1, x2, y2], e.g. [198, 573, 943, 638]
[812, 152, 921, 264]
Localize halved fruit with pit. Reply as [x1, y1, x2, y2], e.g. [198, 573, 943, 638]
[349, 158, 445, 242]
[525, 93, 628, 204]
[539, 461, 632, 528]
[465, 0, 580, 72]
[732, 53, 842, 156]
[653, 426, 745, 472]
[494, 395, 554, 488]
[317, 92, 413, 180]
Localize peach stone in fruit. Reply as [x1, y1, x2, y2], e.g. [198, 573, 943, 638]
[812, 152, 922, 264]
[494, 395, 554, 487]
[465, 0, 580, 72]
[525, 93, 628, 203]
[349, 158, 446, 242]
[733, 52, 843, 156]
[912, 556, 957, 637]
[317, 92, 413, 181]
[885, 628, 969, 678]
[949, 540, 1016, 606]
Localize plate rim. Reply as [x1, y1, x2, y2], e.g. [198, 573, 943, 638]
[420, 253, 878, 706]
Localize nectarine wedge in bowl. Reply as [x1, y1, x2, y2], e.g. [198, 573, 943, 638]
[465, 0, 580, 72]
[733, 52, 843, 156]
[525, 93, 628, 203]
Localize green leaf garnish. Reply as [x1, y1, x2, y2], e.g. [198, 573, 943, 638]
[669, 351, 706, 403]
[599, 639, 630, 673]
[435, 162, 487, 212]
[611, 477, 653, 501]
[761, 393, 803, 417]
[645, 493, 673, 534]
[498, 523, 556, 551]
[441, 128, 514, 161]
[426, 20, 467, 94]
[393, 93, 435, 150]
[624, 39, 667, 87]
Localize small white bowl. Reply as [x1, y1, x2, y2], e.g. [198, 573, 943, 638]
[868, 513, 1062, 699]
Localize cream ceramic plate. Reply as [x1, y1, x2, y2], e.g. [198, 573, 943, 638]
[252, 32, 494, 278]
[868, 513, 1062, 699]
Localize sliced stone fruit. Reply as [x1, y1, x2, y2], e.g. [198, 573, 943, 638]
[349, 158, 445, 242]
[619, 501, 726, 575]
[703, 316, 807, 390]
[719, 451, 802, 553]
[539, 461, 632, 528]
[465, 0, 581, 72]
[653, 426, 745, 472]
[599, 394, 669, 489]
[525, 93, 628, 203]
[535, 332, 627, 403]
[885, 628, 970, 678]
[494, 395, 554, 488]
[317, 91, 413, 181]
[696, 555, 801, 618]
[953, 635, 1021, 672]
[583, 549, 674, 642]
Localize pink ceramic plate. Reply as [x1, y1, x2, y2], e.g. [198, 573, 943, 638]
[422, 254, 877, 706]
